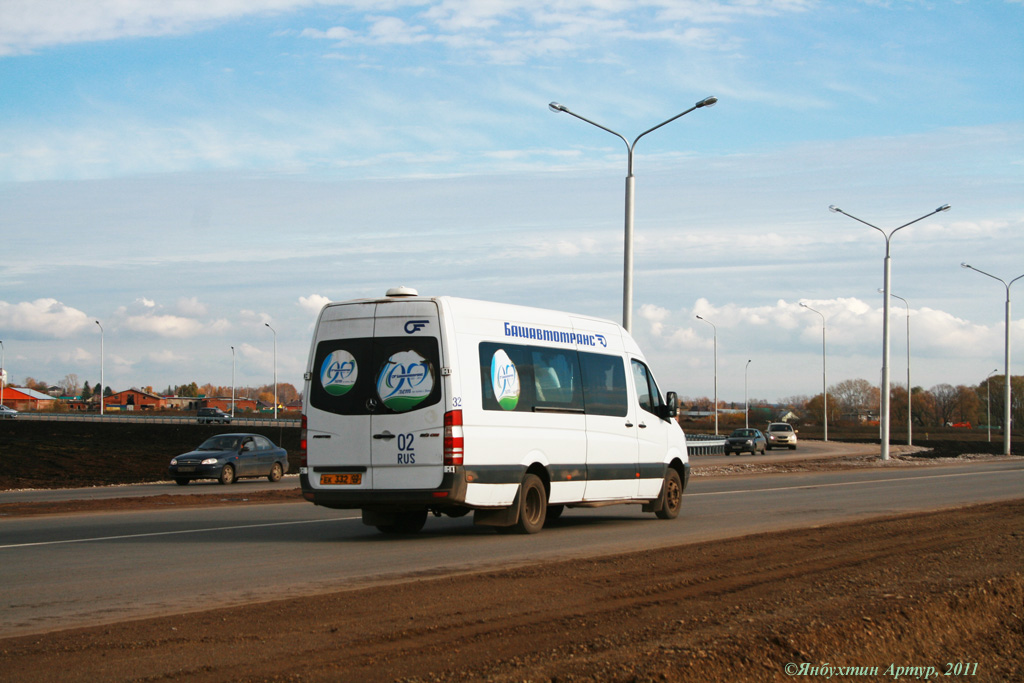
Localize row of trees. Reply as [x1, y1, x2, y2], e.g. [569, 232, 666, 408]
[684, 374, 1023, 430]
[165, 382, 301, 406]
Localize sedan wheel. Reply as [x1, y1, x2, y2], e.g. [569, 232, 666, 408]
[267, 462, 283, 482]
[218, 464, 236, 485]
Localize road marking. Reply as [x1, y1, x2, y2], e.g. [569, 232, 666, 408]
[689, 467, 1023, 496]
[0, 515, 361, 550]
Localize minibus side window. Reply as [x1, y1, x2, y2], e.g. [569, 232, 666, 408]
[530, 349, 582, 410]
[631, 359, 665, 417]
[579, 351, 628, 417]
[479, 342, 583, 413]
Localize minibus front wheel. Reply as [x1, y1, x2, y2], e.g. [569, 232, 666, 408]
[655, 468, 683, 520]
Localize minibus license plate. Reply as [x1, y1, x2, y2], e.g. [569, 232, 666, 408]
[321, 473, 361, 486]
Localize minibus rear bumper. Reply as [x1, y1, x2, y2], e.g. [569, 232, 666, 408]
[300, 467, 468, 509]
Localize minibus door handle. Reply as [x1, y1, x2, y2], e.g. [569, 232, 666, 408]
[625, 421, 634, 428]
[373, 431, 396, 441]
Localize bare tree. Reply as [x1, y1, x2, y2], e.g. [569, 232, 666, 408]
[58, 373, 80, 396]
[829, 378, 879, 416]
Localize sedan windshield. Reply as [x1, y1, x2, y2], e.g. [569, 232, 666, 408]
[197, 436, 241, 451]
[730, 429, 756, 438]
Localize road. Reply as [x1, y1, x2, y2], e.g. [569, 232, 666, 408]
[1, 454, 1021, 638]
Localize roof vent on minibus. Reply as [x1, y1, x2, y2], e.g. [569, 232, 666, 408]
[385, 286, 419, 297]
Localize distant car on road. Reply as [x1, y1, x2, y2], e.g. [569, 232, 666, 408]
[766, 422, 798, 450]
[0, 405, 17, 419]
[197, 407, 231, 424]
[724, 428, 767, 455]
[168, 433, 288, 485]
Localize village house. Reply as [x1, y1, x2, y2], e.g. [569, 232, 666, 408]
[0, 386, 57, 411]
[103, 388, 166, 411]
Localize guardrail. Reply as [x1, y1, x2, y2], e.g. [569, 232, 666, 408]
[11, 413, 301, 428]
[686, 432, 725, 456]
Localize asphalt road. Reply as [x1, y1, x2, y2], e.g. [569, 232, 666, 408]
[2, 455, 1022, 637]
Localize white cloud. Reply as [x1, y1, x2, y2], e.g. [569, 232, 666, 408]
[298, 294, 331, 315]
[175, 297, 208, 316]
[0, 299, 92, 338]
[0, 0, 361, 55]
[121, 313, 204, 338]
[147, 349, 190, 364]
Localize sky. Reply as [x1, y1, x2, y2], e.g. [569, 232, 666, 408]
[1, 0, 1022, 406]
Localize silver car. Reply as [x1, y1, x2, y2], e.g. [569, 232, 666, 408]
[765, 422, 798, 450]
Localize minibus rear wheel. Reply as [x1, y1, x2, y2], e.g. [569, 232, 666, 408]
[514, 474, 547, 534]
[655, 468, 682, 520]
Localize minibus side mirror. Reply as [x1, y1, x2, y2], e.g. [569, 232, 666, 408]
[663, 391, 679, 419]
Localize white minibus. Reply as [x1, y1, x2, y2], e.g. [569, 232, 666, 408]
[300, 288, 689, 534]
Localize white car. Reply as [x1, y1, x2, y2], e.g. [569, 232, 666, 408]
[765, 422, 798, 450]
[0, 405, 18, 419]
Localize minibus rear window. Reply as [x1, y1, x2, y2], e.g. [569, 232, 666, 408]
[310, 336, 442, 415]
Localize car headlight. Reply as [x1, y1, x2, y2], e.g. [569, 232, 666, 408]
[170, 459, 178, 466]
[201, 458, 219, 465]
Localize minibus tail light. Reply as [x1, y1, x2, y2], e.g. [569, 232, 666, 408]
[444, 410, 464, 466]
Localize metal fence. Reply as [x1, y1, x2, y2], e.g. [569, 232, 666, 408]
[12, 413, 301, 428]
[686, 432, 725, 456]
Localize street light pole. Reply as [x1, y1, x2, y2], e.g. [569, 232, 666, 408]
[265, 323, 277, 420]
[986, 368, 999, 443]
[95, 320, 104, 416]
[230, 346, 236, 418]
[744, 359, 752, 428]
[549, 96, 717, 332]
[799, 303, 828, 442]
[829, 203, 950, 460]
[961, 263, 1023, 456]
[0, 339, 5, 411]
[696, 315, 718, 435]
[884, 291, 912, 446]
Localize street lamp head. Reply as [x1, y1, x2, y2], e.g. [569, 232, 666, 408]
[695, 314, 703, 320]
[548, 102, 568, 113]
[828, 205, 841, 213]
[960, 262, 970, 269]
[696, 96, 718, 108]
[937, 204, 951, 212]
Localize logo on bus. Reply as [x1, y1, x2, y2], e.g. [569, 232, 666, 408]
[404, 320, 429, 334]
[320, 350, 358, 396]
[490, 349, 520, 411]
[377, 350, 434, 412]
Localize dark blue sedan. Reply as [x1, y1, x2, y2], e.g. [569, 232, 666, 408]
[169, 433, 289, 485]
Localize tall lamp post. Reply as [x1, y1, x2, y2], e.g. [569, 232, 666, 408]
[829, 203, 950, 460]
[961, 263, 1023, 456]
[265, 323, 277, 420]
[986, 368, 999, 443]
[95, 320, 104, 416]
[744, 359, 752, 428]
[0, 339, 5, 410]
[230, 346, 236, 418]
[549, 96, 718, 332]
[695, 315, 718, 435]
[883, 290, 912, 446]
[799, 303, 828, 442]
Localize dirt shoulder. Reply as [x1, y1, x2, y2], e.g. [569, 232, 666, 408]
[1, 500, 1021, 682]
